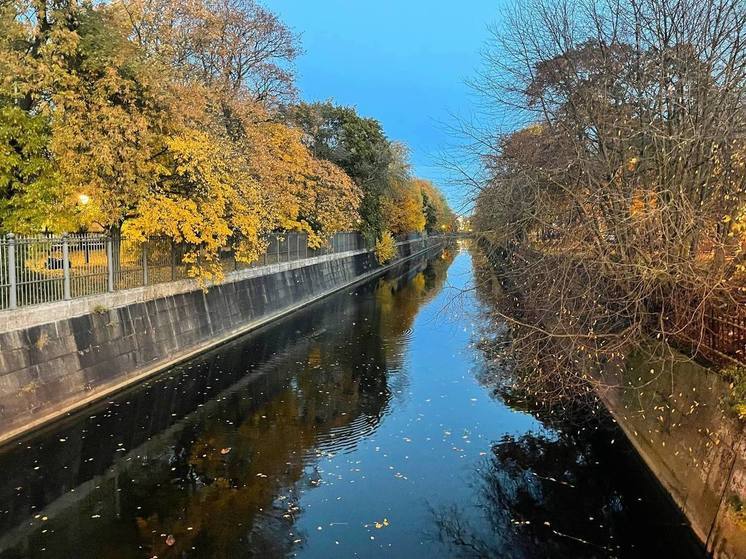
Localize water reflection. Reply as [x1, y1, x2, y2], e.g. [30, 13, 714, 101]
[432, 416, 702, 558]
[0, 246, 704, 559]
[429, 243, 703, 558]
[0, 248, 454, 559]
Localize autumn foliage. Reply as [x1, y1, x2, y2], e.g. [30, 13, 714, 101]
[374, 231, 397, 264]
[0, 0, 452, 280]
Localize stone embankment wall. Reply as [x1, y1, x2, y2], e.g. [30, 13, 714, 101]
[599, 347, 746, 559]
[0, 238, 444, 444]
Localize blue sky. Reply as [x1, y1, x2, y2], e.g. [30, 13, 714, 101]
[264, 0, 506, 212]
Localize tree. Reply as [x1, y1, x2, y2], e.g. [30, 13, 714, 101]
[123, 93, 362, 280]
[416, 179, 456, 233]
[121, 0, 299, 105]
[0, 0, 170, 232]
[422, 191, 438, 233]
[0, 0, 361, 281]
[282, 102, 457, 239]
[471, 0, 746, 395]
[281, 101, 399, 239]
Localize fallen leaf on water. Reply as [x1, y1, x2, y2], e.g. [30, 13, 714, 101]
[374, 518, 391, 529]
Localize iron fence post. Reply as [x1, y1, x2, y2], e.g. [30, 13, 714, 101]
[142, 242, 149, 286]
[171, 241, 177, 281]
[62, 234, 71, 300]
[106, 236, 114, 292]
[7, 234, 17, 309]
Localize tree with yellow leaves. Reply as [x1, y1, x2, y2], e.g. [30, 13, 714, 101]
[381, 182, 425, 235]
[1, 0, 166, 232]
[1, 0, 454, 284]
[0, 0, 363, 281]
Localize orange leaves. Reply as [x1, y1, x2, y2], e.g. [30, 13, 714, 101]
[0, 0, 427, 284]
[382, 184, 425, 235]
[240, 115, 362, 248]
[303, 159, 362, 248]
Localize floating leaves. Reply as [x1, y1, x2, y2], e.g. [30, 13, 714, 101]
[374, 518, 390, 529]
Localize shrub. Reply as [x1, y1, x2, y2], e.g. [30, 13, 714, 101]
[375, 231, 397, 264]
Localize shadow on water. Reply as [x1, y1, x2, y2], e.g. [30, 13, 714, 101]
[0, 244, 706, 559]
[0, 248, 453, 559]
[430, 404, 704, 559]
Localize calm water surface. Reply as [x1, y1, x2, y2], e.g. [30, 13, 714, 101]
[0, 245, 704, 558]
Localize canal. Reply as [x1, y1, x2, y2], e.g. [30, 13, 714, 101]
[0, 243, 705, 558]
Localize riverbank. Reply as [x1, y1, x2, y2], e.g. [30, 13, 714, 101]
[471, 242, 746, 558]
[0, 237, 446, 445]
[598, 347, 746, 558]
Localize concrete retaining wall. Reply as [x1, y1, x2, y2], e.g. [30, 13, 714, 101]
[0, 238, 443, 444]
[599, 347, 746, 558]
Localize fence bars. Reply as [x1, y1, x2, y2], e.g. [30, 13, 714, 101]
[0, 230, 397, 311]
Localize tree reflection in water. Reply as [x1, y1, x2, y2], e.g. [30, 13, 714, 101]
[441, 235, 703, 558]
[0, 247, 455, 559]
[432, 395, 702, 559]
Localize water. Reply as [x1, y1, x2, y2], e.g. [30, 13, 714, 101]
[0, 245, 704, 558]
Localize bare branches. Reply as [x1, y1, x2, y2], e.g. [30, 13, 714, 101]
[121, 0, 300, 105]
[470, 0, 746, 401]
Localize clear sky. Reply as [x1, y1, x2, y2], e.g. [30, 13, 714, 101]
[263, 0, 506, 213]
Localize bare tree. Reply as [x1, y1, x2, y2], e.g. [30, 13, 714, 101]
[470, 0, 746, 400]
[122, 0, 300, 104]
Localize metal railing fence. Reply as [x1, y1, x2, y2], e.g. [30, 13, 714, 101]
[0, 230, 417, 311]
[668, 295, 746, 368]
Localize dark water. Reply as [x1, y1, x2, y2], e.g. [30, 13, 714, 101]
[0, 244, 704, 558]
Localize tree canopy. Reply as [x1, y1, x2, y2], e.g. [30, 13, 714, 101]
[471, 0, 746, 394]
[0, 0, 453, 280]
[282, 101, 455, 239]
